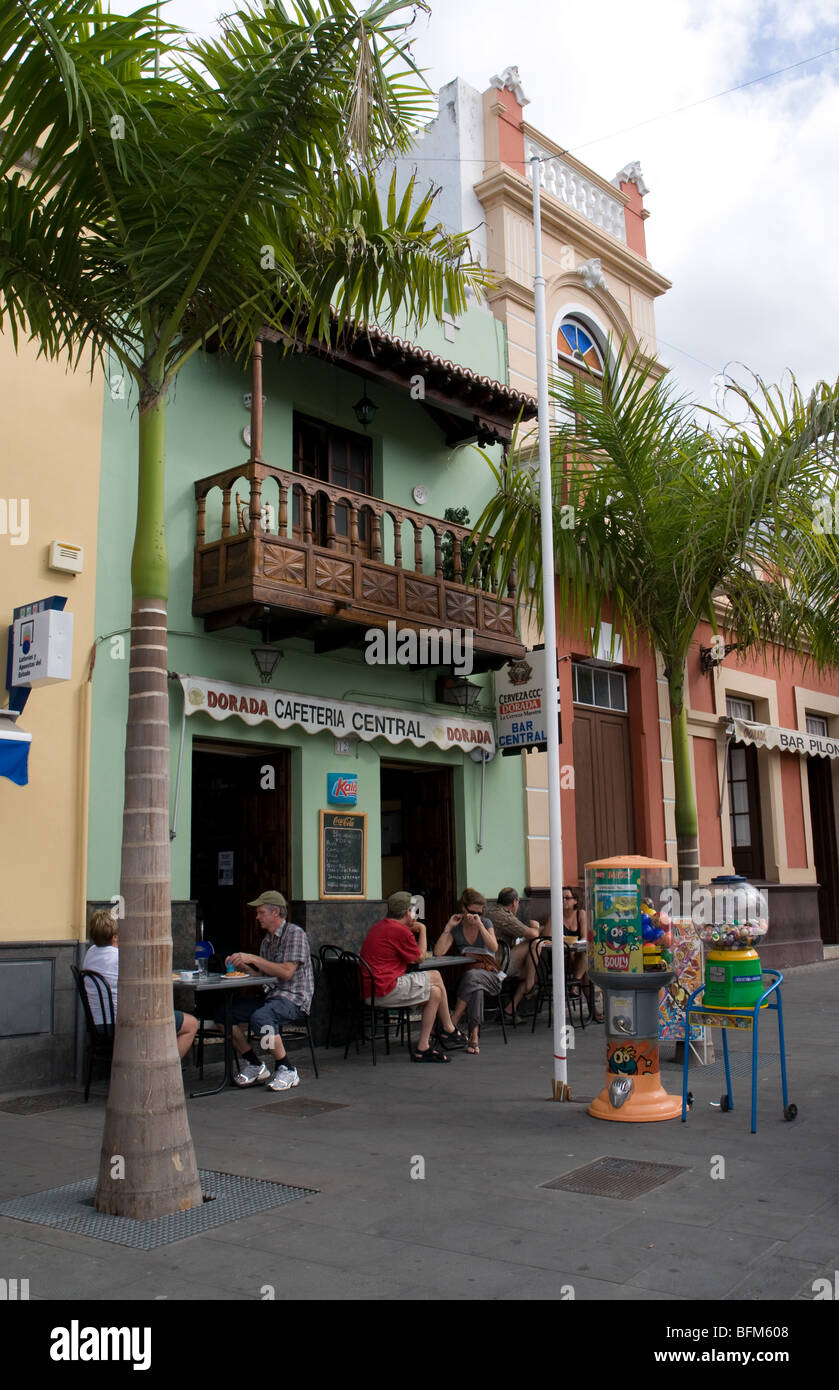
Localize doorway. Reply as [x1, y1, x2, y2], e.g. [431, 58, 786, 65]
[727, 742, 765, 879]
[807, 756, 839, 945]
[572, 707, 635, 878]
[191, 742, 291, 960]
[380, 762, 456, 945]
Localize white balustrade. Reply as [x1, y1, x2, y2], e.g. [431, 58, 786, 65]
[525, 138, 626, 244]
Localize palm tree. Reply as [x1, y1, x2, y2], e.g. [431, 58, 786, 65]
[0, 0, 487, 1219]
[474, 346, 839, 886]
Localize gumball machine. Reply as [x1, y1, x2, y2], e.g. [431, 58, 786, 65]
[586, 856, 682, 1123]
[698, 875, 768, 1009]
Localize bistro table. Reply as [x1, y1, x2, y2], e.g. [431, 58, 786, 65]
[416, 955, 470, 969]
[174, 973, 266, 1098]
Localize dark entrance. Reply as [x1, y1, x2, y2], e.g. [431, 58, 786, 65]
[727, 742, 765, 880]
[572, 706, 635, 879]
[191, 742, 291, 960]
[380, 762, 456, 946]
[807, 755, 839, 945]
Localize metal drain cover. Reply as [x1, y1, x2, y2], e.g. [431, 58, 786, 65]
[0, 1169, 318, 1248]
[254, 1097, 349, 1116]
[541, 1156, 690, 1199]
[0, 1092, 101, 1115]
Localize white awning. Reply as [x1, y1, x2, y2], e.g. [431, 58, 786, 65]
[727, 718, 839, 760]
[175, 674, 495, 758]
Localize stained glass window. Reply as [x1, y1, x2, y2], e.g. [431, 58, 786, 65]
[557, 319, 603, 372]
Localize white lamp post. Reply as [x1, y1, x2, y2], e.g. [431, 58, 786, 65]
[531, 155, 570, 1100]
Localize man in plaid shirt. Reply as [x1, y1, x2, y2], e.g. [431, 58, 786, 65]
[223, 890, 314, 1091]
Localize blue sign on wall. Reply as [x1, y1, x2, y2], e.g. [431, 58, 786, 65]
[327, 772, 358, 805]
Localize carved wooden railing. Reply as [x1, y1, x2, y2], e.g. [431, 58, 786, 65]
[193, 461, 523, 658]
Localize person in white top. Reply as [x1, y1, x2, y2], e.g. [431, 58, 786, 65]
[82, 910, 197, 1058]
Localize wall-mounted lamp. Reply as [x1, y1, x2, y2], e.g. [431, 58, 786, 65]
[437, 675, 482, 710]
[699, 642, 746, 676]
[353, 393, 378, 430]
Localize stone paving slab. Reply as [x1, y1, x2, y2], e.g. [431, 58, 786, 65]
[0, 960, 837, 1304]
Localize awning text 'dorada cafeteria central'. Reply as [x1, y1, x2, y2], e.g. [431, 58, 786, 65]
[176, 675, 496, 757]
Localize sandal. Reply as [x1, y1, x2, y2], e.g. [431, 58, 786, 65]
[466, 1042, 480, 1054]
[412, 1045, 450, 1063]
[437, 1027, 467, 1050]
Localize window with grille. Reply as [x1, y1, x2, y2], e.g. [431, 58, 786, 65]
[572, 663, 627, 711]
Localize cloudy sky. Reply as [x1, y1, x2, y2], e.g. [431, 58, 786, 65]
[115, 1, 839, 408]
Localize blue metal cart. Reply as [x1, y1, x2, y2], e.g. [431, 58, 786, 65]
[681, 969, 797, 1134]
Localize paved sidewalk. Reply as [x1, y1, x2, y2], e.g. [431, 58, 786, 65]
[1, 961, 838, 1302]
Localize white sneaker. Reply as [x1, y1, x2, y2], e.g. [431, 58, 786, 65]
[234, 1061, 270, 1087]
[267, 1065, 300, 1092]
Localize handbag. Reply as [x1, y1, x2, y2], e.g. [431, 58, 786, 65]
[462, 952, 500, 973]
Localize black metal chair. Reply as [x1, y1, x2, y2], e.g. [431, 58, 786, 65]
[480, 940, 509, 1043]
[529, 937, 553, 1032]
[529, 940, 591, 1031]
[271, 955, 320, 1079]
[71, 965, 115, 1101]
[319, 944, 345, 1048]
[332, 951, 418, 1064]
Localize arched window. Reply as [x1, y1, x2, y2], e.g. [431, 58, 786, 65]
[556, 317, 603, 373]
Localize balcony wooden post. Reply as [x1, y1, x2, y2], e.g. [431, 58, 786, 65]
[452, 532, 463, 584]
[278, 480, 288, 538]
[250, 339, 263, 463]
[349, 503, 360, 556]
[413, 520, 423, 573]
[196, 494, 206, 548]
[249, 470, 263, 538]
[326, 496, 336, 549]
[221, 486, 231, 538]
[433, 527, 443, 580]
[302, 490, 313, 547]
[371, 511, 383, 563]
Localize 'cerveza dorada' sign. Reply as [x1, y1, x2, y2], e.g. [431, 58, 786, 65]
[494, 649, 557, 750]
[177, 675, 495, 757]
[728, 718, 839, 760]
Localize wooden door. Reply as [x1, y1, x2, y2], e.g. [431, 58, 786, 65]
[383, 764, 456, 946]
[727, 742, 765, 879]
[292, 414, 372, 554]
[572, 706, 635, 878]
[191, 745, 291, 961]
[808, 756, 839, 944]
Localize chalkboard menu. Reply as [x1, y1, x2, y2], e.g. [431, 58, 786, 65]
[319, 810, 367, 900]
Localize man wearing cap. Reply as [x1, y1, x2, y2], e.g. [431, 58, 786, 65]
[359, 891, 466, 1061]
[222, 890, 314, 1091]
[485, 888, 541, 1018]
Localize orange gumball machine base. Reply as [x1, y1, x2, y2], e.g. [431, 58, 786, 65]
[589, 1036, 683, 1122]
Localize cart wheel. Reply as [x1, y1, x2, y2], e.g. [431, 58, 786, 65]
[686, 1091, 694, 1110]
[720, 1093, 730, 1112]
[784, 1103, 798, 1122]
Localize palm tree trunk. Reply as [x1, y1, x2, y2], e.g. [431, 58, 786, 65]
[94, 386, 202, 1219]
[668, 665, 700, 893]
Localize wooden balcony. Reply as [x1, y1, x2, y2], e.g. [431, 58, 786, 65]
[193, 462, 524, 667]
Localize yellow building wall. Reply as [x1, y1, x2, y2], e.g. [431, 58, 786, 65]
[0, 335, 103, 942]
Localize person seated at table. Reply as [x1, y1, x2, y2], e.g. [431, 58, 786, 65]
[359, 891, 467, 1061]
[436, 889, 501, 1055]
[221, 890, 314, 1091]
[485, 886, 542, 1020]
[83, 909, 198, 1059]
[544, 886, 602, 1022]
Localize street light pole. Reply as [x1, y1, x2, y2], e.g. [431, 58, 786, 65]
[531, 155, 570, 1100]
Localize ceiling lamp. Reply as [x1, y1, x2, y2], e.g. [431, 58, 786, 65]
[251, 643, 284, 685]
[353, 393, 378, 429]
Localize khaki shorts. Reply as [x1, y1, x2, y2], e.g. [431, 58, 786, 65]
[369, 972, 431, 1008]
